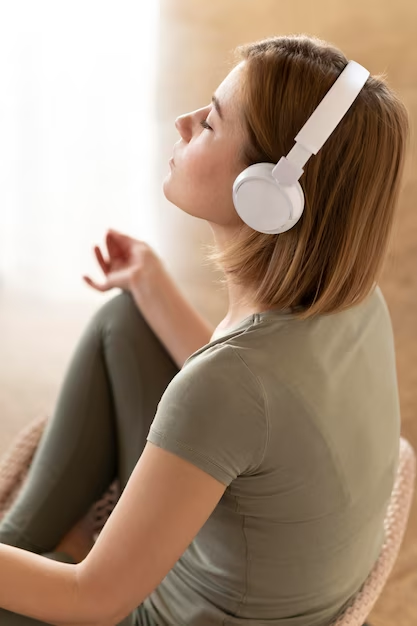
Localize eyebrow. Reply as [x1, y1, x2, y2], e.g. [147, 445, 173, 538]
[211, 94, 224, 120]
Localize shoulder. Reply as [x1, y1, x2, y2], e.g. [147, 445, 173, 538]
[163, 343, 264, 406]
[148, 343, 268, 484]
[372, 283, 393, 322]
[184, 341, 254, 374]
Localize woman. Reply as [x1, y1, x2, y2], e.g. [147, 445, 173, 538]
[0, 34, 409, 626]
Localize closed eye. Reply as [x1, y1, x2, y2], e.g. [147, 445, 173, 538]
[200, 119, 213, 131]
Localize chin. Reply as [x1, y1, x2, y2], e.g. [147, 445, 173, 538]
[162, 177, 202, 219]
[162, 175, 237, 224]
[162, 174, 171, 199]
[162, 175, 182, 207]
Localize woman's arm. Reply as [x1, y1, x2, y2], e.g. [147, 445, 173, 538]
[76, 441, 227, 625]
[129, 260, 215, 369]
[0, 543, 106, 625]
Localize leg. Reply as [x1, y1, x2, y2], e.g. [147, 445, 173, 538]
[0, 290, 179, 552]
[0, 291, 178, 624]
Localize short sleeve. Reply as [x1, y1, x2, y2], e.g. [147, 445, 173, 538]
[146, 345, 267, 486]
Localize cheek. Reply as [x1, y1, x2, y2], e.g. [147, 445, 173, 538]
[187, 143, 242, 209]
[164, 140, 244, 226]
[186, 143, 225, 184]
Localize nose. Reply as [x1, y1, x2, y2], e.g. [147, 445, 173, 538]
[175, 113, 192, 142]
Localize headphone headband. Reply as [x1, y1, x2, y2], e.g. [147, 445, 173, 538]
[273, 61, 370, 186]
[295, 61, 370, 155]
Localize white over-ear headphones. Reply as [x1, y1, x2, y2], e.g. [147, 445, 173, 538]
[232, 60, 370, 234]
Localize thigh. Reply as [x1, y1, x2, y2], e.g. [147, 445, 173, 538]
[94, 290, 181, 489]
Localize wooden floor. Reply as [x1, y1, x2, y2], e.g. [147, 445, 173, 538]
[1, 1, 416, 625]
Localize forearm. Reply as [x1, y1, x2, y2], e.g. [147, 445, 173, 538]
[0, 544, 104, 626]
[130, 262, 215, 369]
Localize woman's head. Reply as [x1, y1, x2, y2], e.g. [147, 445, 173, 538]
[163, 61, 248, 229]
[165, 34, 410, 318]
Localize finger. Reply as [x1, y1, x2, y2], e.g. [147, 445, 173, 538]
[106, 232, 129, 261]
[107, 228, 132, 241]
[94, 246, 110, 274]
[107, 228, 138, 251]
[106, 231, 121, 253]
[83, 275, 108, 292]
[82, 275, 110, 292]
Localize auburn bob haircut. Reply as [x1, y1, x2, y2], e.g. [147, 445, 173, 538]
[204, 35, 410, 319]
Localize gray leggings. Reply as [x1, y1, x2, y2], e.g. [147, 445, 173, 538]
[0, 291, 180, 625]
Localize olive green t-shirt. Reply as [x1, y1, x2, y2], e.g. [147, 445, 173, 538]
[143, 284, 400, 626]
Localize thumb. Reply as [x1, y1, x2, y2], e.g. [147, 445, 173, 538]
[82, 275, 111, 293]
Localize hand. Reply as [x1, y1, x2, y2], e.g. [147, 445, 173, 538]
[83, 229, 163, 293]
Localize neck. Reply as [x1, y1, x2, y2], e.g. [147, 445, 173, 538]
[209, 221, 266, 329]
[222, 279, 260, 325]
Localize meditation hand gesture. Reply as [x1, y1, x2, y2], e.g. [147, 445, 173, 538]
[83, 229, 163, 293]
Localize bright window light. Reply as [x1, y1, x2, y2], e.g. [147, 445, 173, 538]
[0, 1, 160, 300]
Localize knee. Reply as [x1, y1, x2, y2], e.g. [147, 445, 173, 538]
[89, 291, 148, 342]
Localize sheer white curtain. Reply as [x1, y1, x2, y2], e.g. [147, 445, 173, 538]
[0, 0, 159, 301]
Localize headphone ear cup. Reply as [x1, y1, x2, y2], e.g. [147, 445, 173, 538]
[268, 182, 305, 234]
[233, 163, 304, 234]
